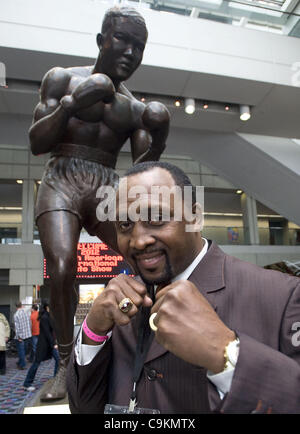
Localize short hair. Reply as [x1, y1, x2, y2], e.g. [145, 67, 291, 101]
[38, 300, 49, 320]
[32, 304, 38, 311]
[124, 161, 197, 205]
[101, 6, 148, 38]
[15, 301, 22, 308]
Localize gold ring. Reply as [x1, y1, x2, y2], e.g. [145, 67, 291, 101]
[149, 313, 158, 332]
[119, 297, 134, 313]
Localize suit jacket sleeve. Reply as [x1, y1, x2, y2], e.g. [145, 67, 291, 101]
[219, 282, 300, 414]
[67, 338, 112, 414]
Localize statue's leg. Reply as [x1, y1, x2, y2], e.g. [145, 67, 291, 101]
[93, 220, 119, 253]
[37, 210, 81, 401]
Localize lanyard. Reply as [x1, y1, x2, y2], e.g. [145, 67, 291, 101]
[128, 285, 155, 412]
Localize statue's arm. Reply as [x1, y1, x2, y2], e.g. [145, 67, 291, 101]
[130, 129, 152, 163]
[130, 101, 170, 164]
[29, 67, 72, 155]
[30, 69, 115, 156]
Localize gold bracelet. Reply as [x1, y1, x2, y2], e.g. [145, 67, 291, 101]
[223, 338, 240, 371]
[223, 343, 232, 371]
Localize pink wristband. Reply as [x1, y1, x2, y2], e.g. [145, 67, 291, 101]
[82, 317, 108, 343]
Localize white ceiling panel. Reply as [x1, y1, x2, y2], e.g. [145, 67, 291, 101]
[181, 71, 274, 104]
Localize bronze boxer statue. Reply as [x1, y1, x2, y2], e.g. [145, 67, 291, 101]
[29, 6, 170, 401]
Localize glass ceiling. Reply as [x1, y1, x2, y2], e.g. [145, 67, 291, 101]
[126, 0, 300, 37]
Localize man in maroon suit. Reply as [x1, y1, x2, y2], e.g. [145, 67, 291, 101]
[67, 161, 300, 414]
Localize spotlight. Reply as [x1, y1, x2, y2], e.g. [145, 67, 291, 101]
[240, 105, 251, 121]
[225, 105, 230, 111]
[203, 103, 208, 109]
[16, 179, 23, 184]
[236, 189, 243, 195]
[185, 98, 195, 115]
[141, 96, 146, 102]
[175, 99, 181, 107]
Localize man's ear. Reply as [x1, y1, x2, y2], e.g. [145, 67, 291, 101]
[96, 33, 103, 49]
[194, 202, 204, 231]
[185, 202, 204, 233]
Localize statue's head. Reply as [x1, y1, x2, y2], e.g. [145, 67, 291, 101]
[101, 6, 148, 39]
[96, 6, 148, 83]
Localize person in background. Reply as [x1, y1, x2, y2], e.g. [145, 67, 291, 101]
[13, 302, 32, 370]
[0, 313, 10, 375]
[23, 301, 60, 392]
[28, 304, 40, 362]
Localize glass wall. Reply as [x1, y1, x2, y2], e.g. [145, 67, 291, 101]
[256, 200, 300, 245]
[258, 219, 300, 245]
[127, 0, 300, 38]
[0, 179, 22, 244]
[202, 188, 245, 245]
[202, 189, 300, 245]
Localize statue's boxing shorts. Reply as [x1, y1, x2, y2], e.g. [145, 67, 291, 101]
[35, 144, 119, 236]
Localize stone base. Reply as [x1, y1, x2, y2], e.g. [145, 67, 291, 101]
[23, 378, 70, 414]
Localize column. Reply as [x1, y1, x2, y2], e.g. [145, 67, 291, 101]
[19, 284, 33, 303]
[21, 179, 35, 244]
[241, 193, 259, 245]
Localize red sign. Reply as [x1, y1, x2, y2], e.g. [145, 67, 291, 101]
[44, 242, 133, 279]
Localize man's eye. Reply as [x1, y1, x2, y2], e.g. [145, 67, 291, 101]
[149, 215, 164, 225]
[118, 221, 132, 232]
[114, 33, 125, 41]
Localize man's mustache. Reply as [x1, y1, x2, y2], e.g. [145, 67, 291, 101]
[132, 248, 165, 260]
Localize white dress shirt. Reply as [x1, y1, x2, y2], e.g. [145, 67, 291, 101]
[75, 238, 238, 399]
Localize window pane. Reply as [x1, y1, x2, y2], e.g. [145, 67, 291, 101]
[0, 180, 22, 244]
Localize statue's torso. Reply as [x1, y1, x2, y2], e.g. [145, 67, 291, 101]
[60, 66, 144, 154]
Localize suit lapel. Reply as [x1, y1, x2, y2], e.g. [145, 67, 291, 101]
[144, 333, 166, 363]
[188, 241, 226, 309]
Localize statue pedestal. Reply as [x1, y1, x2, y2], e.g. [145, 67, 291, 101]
[23, 378, 70, 414]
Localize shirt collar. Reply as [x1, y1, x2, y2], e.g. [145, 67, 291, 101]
[172, 238, 208, 283]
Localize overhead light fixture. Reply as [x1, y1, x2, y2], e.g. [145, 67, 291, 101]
[228, 2, 282, 17]
[225, 105, 230, 111]
[240, 105, 251, 121]
[236, 189, 243, 195]
[175, 99, 181, 107]
[204, 212, 243, 217]
[0, 206, 23, 210]
[185, 98, 195, 115]
[203, 103, 209, 109]
[16, 179, 23, 184]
